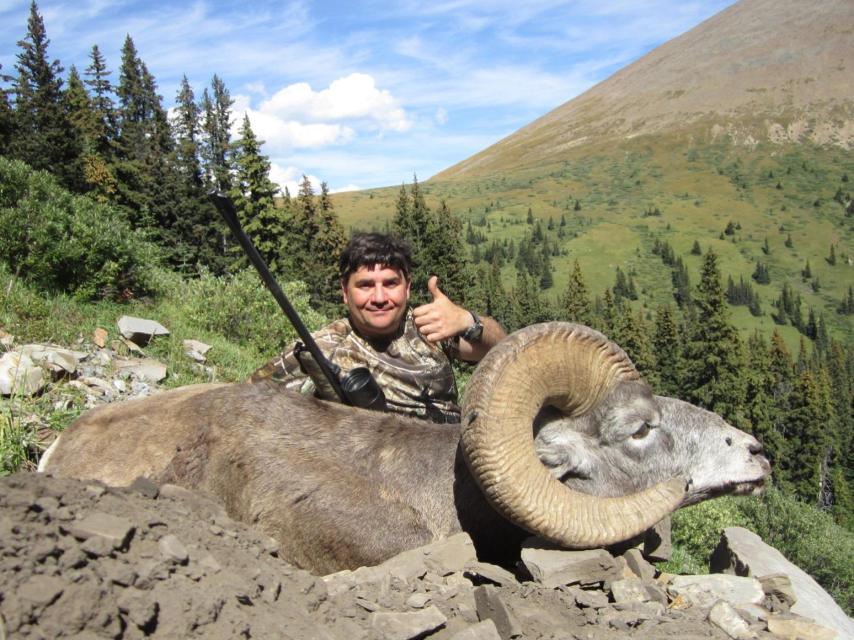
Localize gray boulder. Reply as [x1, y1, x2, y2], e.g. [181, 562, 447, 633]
[117, 316, 169, 346]
[710, 526, 854, 639]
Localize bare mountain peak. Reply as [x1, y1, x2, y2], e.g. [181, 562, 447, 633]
[437, 0, 854, 180]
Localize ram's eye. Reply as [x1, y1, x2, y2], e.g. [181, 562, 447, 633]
[631, 423, 652, 439]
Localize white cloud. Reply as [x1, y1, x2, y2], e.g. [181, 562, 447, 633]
[435, 107, 448, 125]
[260, 73, 411, 132]
[229, 73, 410, 154]
[331, 184, 361, 193]
[269, 163, 323, 196]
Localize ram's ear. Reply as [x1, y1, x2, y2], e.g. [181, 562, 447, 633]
[535, 430, 595, 481]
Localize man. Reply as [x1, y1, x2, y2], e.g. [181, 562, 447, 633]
[251, 232, 506, 422]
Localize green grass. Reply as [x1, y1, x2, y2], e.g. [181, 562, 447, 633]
[0, 264, 328, 475]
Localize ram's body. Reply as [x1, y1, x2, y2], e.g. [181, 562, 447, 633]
[42, 323, 770, 574]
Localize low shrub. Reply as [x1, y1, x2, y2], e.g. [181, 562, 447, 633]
[0, 157, 161, 299]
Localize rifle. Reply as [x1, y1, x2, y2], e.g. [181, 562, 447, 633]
[209, 191, 386, 411]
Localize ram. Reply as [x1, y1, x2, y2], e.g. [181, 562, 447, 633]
[41, 323, 770, 574]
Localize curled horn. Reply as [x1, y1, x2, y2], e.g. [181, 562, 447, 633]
[461, 322, 685, 547]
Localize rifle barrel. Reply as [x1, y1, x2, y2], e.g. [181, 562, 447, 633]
[209, 191, 348, 404]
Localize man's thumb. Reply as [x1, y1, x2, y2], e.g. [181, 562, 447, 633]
[427, 275, 444, 300]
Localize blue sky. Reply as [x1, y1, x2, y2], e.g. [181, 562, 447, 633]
[1, 0, 736, 193]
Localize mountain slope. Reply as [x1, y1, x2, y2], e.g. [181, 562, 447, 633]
[436, 0, 854, 180]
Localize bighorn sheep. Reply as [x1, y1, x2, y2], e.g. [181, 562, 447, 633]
[41, 323, 770, 574]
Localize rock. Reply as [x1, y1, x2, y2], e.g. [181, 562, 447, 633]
[18, 575, 65, 608]
[114, 358, 167, 383]
[710, 527, 854, 639]
[183, 339, 211, 362]
[159, 534, 189, 565]
[117, 315, 169, 346]
[667, 574, 764, 609]
[521, 541, 620, 588]
[473, 585, 522, 639]
[708, 600, 755, 639]
[610, 578, 652, 604]
[405, 592, 431, 609]
[371, 605, 447, 640]
[623, 548, 656, 581]
[68, 511, 135, 550]
[422, 532, 478, 575]
[766, 612, 839, 640]
[20, 344, 84, 377]
[0, 352, 46, 396]
[449, 619, 502, 640]
[643, 516, 672, 561]
[93, 327, 108, 348]
[566, 586, 609, 609]
[464, 562, 517, 586]
[758, 573, 796, 611]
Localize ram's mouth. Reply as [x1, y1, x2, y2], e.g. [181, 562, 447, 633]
[681, 475, 768, 507]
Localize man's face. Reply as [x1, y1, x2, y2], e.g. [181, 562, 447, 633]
[342, 264, 411, 339]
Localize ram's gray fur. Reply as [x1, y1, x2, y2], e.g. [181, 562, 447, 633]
[41, 323, 770, 574]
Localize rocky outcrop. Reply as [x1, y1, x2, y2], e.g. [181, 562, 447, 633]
[2, 473, 844, 639]
[711, 526, 854, 639]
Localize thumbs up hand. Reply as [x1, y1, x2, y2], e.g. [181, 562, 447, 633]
[412, 276, 473, 343]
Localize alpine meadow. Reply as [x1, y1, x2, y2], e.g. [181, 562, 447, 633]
[1, 0, 853, 618]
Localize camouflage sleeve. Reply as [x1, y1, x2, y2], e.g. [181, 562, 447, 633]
[248, 343, 313, 394]
[248, 320, 351, 398]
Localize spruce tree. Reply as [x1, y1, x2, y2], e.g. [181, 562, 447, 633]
[0, 63, 15, 155]
[83, 44, 116, 158]
[619, 310, 656, 385]
[12, 1, 76, 186]
[201, 75, 233, 192]
[230, 114, 283, 270]
[559, 260, 592, 325]
[60, 65, 91, 191]
[423, 200, 470, 304]
[681, 249, 746, 424]
[314, 181, 348, 307]
[780, 366, 832, 503]
[652, 305, 682, 396]
[743, 332, 785, 467]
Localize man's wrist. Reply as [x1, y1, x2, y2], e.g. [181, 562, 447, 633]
[460, 310, 484, 343]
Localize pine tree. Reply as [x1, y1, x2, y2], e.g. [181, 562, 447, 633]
[681, 249, 746, 424]
[671, 257, 692, 307]
[559, 260, 592, 324]
[60, 65, 92, 191]
[201, 74, 233, 192]
[780, 366, 832, 503]
[0, 63, 13, 154]
[743, 332, 785, 467]
[509, 269, 548, 330]
[230, 114, 283, 270]
[12, 1, 76, 186]
[392, 175, 432, 301]
[423, 200, 471, 305]
[83, 44, 116, 158]
[173, 75, 203, 189]
[619, 310, 656, 385]
[652, 305, 682, 396]
[314, 181, 348, 307]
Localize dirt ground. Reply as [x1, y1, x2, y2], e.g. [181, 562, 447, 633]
[0, 471, 793, 640]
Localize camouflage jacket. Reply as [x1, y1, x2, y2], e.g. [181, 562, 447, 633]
[250, 310, 461, 423]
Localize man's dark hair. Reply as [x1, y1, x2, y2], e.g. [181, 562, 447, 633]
[339, 233, 412, 283]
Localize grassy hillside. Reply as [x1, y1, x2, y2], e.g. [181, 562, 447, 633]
[334, 138, 853, 349]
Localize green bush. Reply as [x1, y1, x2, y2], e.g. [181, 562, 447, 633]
[667, 489, 854, 616]
[0, 157, 161, 299]
[164, 268, 327, 356]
